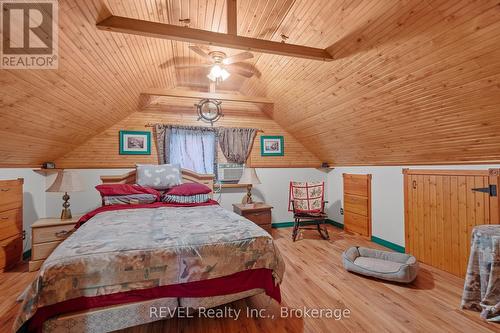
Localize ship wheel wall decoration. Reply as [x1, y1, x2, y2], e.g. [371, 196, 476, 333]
[195, 99, 223, 125]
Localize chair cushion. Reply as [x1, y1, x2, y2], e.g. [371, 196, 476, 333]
[294, 212, 328, 218]
[288, 181, 324, 213]
[342, 246, 419, 283]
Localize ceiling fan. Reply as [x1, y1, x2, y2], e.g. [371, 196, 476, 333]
[160, 45, 261, 84]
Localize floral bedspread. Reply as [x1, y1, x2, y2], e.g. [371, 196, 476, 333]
[15, 205, 285, 331]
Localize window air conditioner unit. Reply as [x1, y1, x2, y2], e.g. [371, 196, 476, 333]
[217, 163, 244, 183]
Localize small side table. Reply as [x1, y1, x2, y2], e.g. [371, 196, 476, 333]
[461, 224, 500, 321]
[29, 216, 80, 271]
[233, 203, 273, 233]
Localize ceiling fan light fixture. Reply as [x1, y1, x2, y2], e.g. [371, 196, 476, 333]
[207, 72, 217, 82]
[220, 68, 230, 80]
[210, 64, 223, 77]
[207, 64, 230, 82]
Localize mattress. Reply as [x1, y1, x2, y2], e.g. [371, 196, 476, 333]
[15, 204, 285, 332]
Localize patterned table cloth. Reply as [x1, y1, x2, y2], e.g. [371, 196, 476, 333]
[461, 225, 500, 321]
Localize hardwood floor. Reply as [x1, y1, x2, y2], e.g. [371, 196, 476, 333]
[1, 226, 497, 332]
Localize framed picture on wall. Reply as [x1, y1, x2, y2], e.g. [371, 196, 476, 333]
[119, 130, 151, 155]
[260, 135, 284, 156]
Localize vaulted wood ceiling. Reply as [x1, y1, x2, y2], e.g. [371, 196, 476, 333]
[1, 0, 500, 167]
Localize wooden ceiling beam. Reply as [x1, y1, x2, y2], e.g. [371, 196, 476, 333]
[227, 0, 237, 35]
[142, 88, 273, 104]
[96, 15, 333, 61]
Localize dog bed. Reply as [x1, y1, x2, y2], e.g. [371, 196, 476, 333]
[342, 246, 419, 283]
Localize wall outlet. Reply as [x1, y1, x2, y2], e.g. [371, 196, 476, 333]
[340, 208, 344, 215]
[22, 230, 26, 240]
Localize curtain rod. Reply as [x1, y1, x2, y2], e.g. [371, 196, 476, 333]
[144, 123, 264, 132]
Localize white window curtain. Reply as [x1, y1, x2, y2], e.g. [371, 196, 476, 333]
[169, 127, 216, 174]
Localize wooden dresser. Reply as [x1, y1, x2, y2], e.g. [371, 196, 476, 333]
[0, 178, 23, 271]
[343, 174, 372, 238]
[29, 216, 79, 272]
[233, 203, 273, 233]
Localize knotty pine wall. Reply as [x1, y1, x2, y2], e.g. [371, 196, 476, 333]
[3, 1, 500, 167]
[55, 106, 321, 169]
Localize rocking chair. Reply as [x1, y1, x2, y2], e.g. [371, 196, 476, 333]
[289, 181, 330, 242]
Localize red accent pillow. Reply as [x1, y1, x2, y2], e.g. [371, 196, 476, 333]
[95, 184, 161, 199]
[166, 183, 212, 196]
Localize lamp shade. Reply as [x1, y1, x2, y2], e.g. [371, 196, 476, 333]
[238, 168, 261, 185]
[46, 171, 85, 193]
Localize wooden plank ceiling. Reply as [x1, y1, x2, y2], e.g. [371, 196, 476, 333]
[1, 0, 500, 166]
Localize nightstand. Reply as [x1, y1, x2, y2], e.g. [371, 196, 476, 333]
[28, 216, 80, 272]
[233, 203, 273, 233]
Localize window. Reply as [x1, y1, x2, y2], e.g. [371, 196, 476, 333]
[169, 128, 216, 174]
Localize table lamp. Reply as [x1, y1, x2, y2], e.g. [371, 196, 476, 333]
[238, 167, 261, 204]
[46, 171, 85, 219]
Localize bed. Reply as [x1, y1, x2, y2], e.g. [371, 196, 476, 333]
[15, 169, 285, 332]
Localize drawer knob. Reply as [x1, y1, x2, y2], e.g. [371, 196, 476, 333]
[1, 216, 8, 220]
[0, 188, 10, 192]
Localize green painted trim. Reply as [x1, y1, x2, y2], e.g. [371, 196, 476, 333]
[260, 136, 284, 156]
[326, 219, 344, 229]
[272, 220, 405, 254]
[272, 221, 318, 228]
[23, 249, 31, 261]
[272, 222, 295, 228]
[371, 236, 405, 253]
[119, 130, 151, 155]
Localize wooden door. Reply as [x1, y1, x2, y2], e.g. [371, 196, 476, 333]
[343, 174, 372, 238]
[403, 169, 499, 277]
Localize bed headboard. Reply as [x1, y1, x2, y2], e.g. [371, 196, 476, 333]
[100, 169, 214, 192]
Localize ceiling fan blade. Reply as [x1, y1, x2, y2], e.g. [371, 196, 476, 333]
[175, 64, 211, 69]
[159, 56, 207, 69]
[230, 67, 254, 78]
[223, 51, 253, 65]
[189, 45, 214, 62]
[227, 62, 261, 78]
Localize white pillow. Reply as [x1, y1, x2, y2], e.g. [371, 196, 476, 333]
[136, 164, 182, 190]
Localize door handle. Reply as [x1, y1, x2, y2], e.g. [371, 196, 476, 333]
[471, 185, 497, 197]
[412, 180, 417, 189]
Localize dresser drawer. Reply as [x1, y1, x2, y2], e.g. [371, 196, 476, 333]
[33, 224, 74, 243]
[243, 210, 271, 225]
[0, 235, 22, 270]
[32, 240, 62, 261]
[0, 208, 22, 241]
[0, 180, 23, 212]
